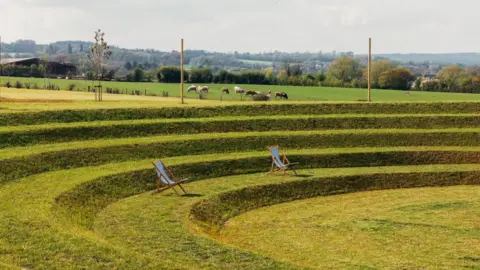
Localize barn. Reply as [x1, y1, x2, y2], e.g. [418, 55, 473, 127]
[0, 57, 77, 77]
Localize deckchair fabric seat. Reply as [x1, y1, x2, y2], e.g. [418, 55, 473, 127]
[267, 146, 299, 176]
[152, 160, 189, 195]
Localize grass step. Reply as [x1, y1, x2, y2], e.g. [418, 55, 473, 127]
[217, 186, 480, 269]
[1, 156, 479, 269]
[3, 129, 480, 184]
[3, 114, 480, 148]
[1, 127, 480, 151]
[95, 164, 480, 270]
[2, 102, 480, 126]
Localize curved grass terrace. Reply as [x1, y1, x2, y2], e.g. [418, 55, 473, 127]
[0, 100, 479, 269]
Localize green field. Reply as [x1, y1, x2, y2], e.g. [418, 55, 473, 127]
[0, 95, 479, 269]
[2, 76, 480, 102]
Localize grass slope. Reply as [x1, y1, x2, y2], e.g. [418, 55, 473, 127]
[1, 98, 480, 269]
[96, 166, 480, 270]
[219, 186, 480, 269]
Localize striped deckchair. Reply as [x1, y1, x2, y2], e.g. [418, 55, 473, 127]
[152, 160, 188, 195]
[267, 146, 299, 176]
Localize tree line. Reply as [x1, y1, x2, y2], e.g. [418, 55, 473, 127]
[416, 65, 480, 93]
[4, 53, 480, 94]
[134, 56, 416, 91]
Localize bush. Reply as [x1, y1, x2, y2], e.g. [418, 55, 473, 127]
[68, 83, 76, 91]
[15, 81, 23, 89]
[46, 84, 59, 90]
[24, 83, 31, 89]
[32, 83, 39, 89]
[4, 81, 11, 88]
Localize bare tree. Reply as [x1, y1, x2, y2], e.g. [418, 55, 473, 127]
[40, 55, 50, 89]
[88, 29, 112, 101]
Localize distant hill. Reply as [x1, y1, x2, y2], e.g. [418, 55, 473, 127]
[372, 53, 480, 65]
[1, 39, 480, 75]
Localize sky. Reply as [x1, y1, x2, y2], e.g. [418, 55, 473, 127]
[0, 0, 478, 54]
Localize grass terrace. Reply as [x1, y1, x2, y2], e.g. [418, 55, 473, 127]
[0, 94, 479, 269]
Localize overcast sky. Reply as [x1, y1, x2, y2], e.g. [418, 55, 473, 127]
[0, 0, 478, 54]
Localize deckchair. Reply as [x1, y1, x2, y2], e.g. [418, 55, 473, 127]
[267, 145, 299, 176]
[152, 160, 189, 195]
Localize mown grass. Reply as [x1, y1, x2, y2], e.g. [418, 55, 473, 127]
[1, 97, 480, 269]
[4, 100, 480, 125]
[4, 114, 480, 147]
[218, 186, 480, 269]
[17, 155, 480, 269]
[3, 113, 480, 132]
[3, 77, 480, 102]
[4, 129, 480, 184]
[95, 165, 480, 270]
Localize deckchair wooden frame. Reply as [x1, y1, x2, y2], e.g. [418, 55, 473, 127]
[267, 145, 299, 176]
[152, 160, 188, 195]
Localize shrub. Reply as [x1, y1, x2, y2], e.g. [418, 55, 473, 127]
[4, 81, 11, 88]
[32, 82, 39, 89]
[15, 81, 23, 89]
[68, 83, 76, 91]
[46, 84, 59, 90]
[24, 83, 31, 89]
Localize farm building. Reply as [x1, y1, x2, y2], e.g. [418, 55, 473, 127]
[0, 57, 77, 77]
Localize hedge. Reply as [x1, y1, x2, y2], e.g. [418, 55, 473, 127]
[3, 115, 480, 148]
[54, 152, 480, 228]
[3, 132, 480, 184]
[190, 171, 480, 232]
[2, 102, 480, 126]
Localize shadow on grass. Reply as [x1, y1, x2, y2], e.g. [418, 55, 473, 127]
[294, 174, 314, 178]
[463, 257, 480, 263]
[182, 193, 204, 198]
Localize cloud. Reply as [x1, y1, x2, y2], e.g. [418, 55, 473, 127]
[0, 0, 479, 53]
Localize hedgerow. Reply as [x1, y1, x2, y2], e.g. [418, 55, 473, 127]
[55, 152, 480, 228]
[3, 132, 480, 184]
[2, 102, 480, 126]
[190, 171, 480, 232]
[3, 115, 480, 148]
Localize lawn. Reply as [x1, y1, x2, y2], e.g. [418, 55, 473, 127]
[218, 185, 480, 269]
[0, 95, 479, 269]
[2, 76, 480, 102]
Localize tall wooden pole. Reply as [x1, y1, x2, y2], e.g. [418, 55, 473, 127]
[368, 37, 372, 102]
[180, 38, 184, 104]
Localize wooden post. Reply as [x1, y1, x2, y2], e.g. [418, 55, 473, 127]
[180, 38, 184, 104]
[368, 38, 372, 102]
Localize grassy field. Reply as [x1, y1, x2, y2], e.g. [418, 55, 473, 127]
[2, 76, 480, 102]
[0, 94, 479, 269]
[219, 186, 480, 269]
